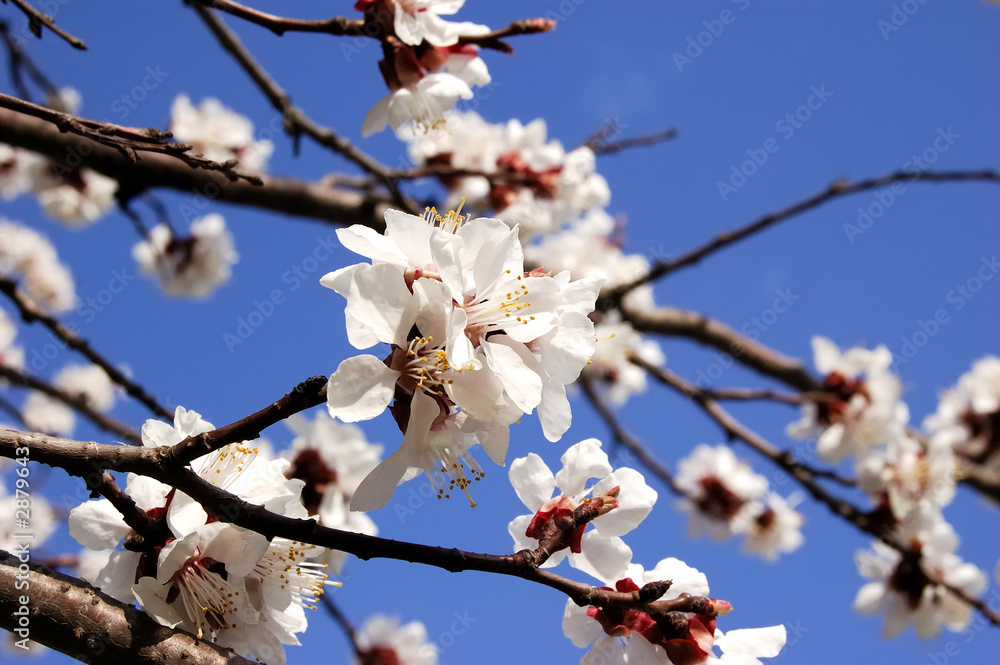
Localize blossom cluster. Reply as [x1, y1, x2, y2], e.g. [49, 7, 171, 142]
[323, 207, 603, 510]
[675, 444, 804, 562]
[68, 407, 339, 665]
[356, 0, 498, 136]
[504, 438, 786, 665]
[786, 337, 990, 637]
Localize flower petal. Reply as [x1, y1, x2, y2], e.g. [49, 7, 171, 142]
[327, 355, 397, 422]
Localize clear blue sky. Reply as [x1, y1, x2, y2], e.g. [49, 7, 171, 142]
[4, 1, 999, 665]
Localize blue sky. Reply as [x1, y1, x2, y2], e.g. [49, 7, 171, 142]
[3, 1, 999, 664]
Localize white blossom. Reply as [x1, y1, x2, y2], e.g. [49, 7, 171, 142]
[355, 615, 438, 665]
[0, 219, 76, 312]
[54, 363, 118, 411]
[924, 355, 1000, 470]
[132, 214, 238, 298]
[322, 208, 602, 510]
[22, 392, 75, 435]
[170, 95, 273, 173]
[507, 438, 657, 581]
[675, 444, 769, 542]
[854, 515, 986, 638]
[787, 336, 906, 462]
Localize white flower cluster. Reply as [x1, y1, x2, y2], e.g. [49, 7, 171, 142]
[508, 438, 657, 581]
[405, 112, 611, 239]
[132, 213, 239, 298]
[357, 0, 495, 136]
[675, 444, 804, 562]
[0, 219, 76, 312]
[69, 407, 337, 665]
[504, 438, 785, 665]
[563, 556, 786, 665]
[322, 207, 603, 510]
[787, 337, 987, 637]
[170, 94, 274, 174]
[0, 307, 25, 373]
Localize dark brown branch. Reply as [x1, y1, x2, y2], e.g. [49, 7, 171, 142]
[0, 428, 717, 615]
[601, 169, 1000, 307]
[0, 91, 262, 184]
[627, 353, 999, 627]
[0, 550, 254, 665]
[0, 364, 141, 444]
[0, 274, 175, 420]
[957, 459, 1000, 504]
[622, 303, 821, 393]
[0, 106, 390, 227]
[586, 128, 678, 156]
[192, 5, 418, 214]
[94, 472, 170, 547]
[1, 0, 86, 49]
[579, 375, 684, 497]
[0, 19, 58, 102]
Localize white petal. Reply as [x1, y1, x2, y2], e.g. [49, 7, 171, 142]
[68, 500, 130, 550]
[716, 625, 787, 658]
[538, 379, 573, 442]
[335, 225, 408, 264]
[554, 439, 611, 496]
[327, 355, 397, 422]
[482, 338, 543, 413]
[508, 453, 556, 512]
[562, 599, 603, 648]
[133, 576, 185, 628]
[570, 531, 632, 583]
[854, 582, 886, 614]
[351, 448, 412, 512]
[592, 467, 657, 538]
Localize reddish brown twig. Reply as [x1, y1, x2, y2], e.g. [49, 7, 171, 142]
[600, 169, 1000, 308]
[1, 0, 86, 49]
[192, 5, 418, 214]
[586, 128, 678, 156]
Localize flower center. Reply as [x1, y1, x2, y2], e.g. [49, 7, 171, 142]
[166, 552, 242, 639]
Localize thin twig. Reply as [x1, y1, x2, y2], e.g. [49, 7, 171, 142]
[0, 19, 59, 101]
[579, 375, 684, 496]
[601, 169, 1000, 308]
[586, 128, 678, 156]
[321, 595, 364, 660]
[193, 0, 365, 36]
[1, 0, 86, 49]
[0, 273, 174, 420]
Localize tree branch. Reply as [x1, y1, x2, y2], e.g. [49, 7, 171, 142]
[621, 302, 821, 392]
[0, 273, 174, 420]
[0, 428, 713, 615]
[0, 91, 262, 183]
[0, 107, 392, 227]
[1, 0, 86, 50]
[0, 550, 254, 664]
[191, 5, 418, 214]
